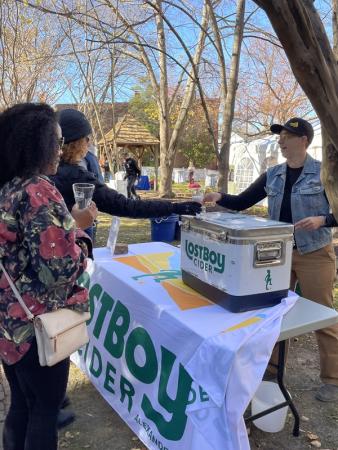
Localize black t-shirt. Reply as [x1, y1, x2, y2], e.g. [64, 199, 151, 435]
[279, 166, 303, 223]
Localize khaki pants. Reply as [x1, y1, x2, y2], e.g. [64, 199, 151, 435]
[270, 244, 338, 385]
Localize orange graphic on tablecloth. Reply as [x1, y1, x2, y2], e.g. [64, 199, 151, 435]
[114, 252, 211, 310]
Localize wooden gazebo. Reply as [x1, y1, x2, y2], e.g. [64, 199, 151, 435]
[98, 113, 159, 167]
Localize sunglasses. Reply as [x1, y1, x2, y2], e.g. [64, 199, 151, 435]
[58, 137, 65, 148]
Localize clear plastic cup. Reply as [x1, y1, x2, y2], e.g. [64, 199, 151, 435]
[72, 183, 95, 209]
[192, 188, 206, 214]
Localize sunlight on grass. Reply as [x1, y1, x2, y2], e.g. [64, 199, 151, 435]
[95, 213, 150, 248]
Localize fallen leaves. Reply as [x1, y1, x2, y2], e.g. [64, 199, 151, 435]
[306, 432, 321, 448]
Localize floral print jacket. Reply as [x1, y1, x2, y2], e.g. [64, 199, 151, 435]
[0, 175, 89, 365]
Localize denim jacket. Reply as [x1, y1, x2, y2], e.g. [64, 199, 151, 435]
[266, 154, 331, 255]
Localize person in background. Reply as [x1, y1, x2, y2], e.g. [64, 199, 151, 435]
[188, 160, 195, 185]
[204, 117, 338, 402]
[103, 159, 111, 183]
[0, 103, 90, 450]
[53, 109, 202, 225]
[123, 152, 141, 199]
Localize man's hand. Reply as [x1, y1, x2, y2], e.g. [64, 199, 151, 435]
[71, 202, 98, 229]
[294, 216, 325, 231]
[203, 192, 222, 203]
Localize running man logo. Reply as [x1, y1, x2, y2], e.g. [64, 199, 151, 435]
[265, 269, 272, 290]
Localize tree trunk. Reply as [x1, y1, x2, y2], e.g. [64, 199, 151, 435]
[217, 0, 246, 192]
[153, 145, 159, 191]
[166, 2, 209, 171]
[333, 0, 338, 61]
[252, 0, 338, 219]
[155, 0, 171, 197]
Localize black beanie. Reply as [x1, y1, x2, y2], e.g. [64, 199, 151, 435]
[57, 109, 92, 144]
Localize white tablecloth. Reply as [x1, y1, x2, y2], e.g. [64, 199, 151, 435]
[73, 243, 297, 450]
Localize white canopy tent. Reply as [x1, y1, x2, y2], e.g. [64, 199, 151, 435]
[229, 120, 322, 195]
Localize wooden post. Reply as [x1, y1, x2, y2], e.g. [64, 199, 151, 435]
[153, 145, 159, 191]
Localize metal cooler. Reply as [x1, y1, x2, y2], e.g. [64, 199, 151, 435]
[180, 212, 294, 312]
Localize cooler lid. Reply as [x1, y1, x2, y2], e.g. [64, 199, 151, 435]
[181, 212, 294, 237]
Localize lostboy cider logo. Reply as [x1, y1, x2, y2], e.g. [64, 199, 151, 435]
[184, 239, 225, 274]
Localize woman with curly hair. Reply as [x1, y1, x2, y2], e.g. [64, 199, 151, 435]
[0, 103, 91, 450]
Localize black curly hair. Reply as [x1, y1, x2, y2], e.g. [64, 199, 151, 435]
[0, 103, 59, 187]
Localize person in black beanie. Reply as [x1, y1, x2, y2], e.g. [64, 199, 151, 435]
[52, 108, 201, 222]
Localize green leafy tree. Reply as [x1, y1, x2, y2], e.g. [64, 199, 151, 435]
[178, 122, 215, 168]
[128, 80, 159, 138]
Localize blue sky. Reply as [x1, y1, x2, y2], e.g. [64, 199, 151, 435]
[56, 0, 334, 105]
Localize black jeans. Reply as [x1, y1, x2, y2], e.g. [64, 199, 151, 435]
[126, 175, 138, 199]
[2, 340, 70, 450]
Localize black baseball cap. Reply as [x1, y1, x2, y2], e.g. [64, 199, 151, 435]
[270, 117, 314, 145]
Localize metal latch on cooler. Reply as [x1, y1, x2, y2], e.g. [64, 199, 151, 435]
[254, 241, 283, 267]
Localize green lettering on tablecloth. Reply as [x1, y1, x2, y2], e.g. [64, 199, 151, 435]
[120, 375, 135, 412]
[125, 327, 158, 383]
[93, 292, 115, 338]
[104, 300, 130, 358]
[83, 282, 210, 443]
[141, 347, 193, 441]
[187, 387, 196, 404]
[87, 283, 103, 325]
[104, 362, 117, 394]
[89, 346, 102, 377]
[199, 386, 209, 402]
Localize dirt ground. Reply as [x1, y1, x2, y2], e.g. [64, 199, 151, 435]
[57, 333, 338, 450]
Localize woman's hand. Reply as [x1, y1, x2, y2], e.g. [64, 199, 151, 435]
[203, 192, 222, 204]
[294, 216, 325, 231]
[71, 202, 98, 229]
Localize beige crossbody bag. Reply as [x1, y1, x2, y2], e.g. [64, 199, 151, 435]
[0, 262, 90, 367]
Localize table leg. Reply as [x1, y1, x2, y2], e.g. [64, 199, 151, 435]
[245, 340, 300, 437]
[276, 340, 300, 436]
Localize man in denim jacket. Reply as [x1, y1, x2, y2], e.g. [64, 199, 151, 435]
[204, 118, 338, 402]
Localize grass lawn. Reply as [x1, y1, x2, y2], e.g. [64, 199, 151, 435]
[95, 213, 151, 248]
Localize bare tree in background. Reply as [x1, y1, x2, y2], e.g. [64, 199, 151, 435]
[56, 2, 131, 169]
[0, 0, 66, 107]
[212, 0, 246, 192]
[22, 0, 212, 196]
[236, 38, 311, 137]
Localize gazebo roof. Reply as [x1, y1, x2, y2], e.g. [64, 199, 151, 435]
[99, 113, 159, 146]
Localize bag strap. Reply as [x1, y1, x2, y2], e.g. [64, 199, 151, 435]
[0, 261, 34, 321]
